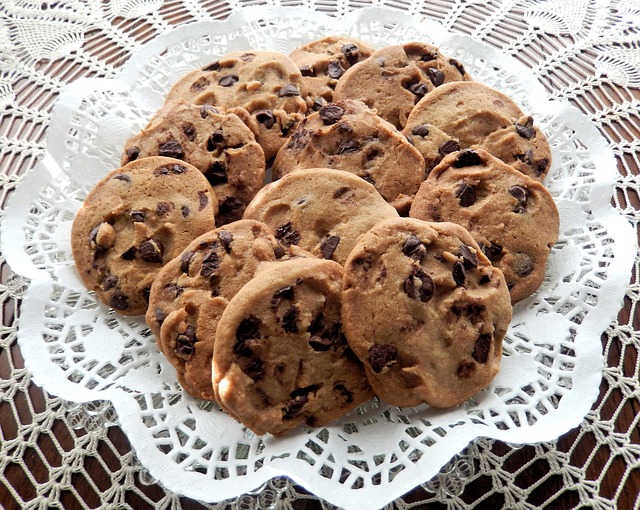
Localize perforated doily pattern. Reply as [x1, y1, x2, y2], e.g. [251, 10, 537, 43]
[1, 1, 639, 509]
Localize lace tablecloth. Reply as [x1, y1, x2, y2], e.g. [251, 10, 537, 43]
[1, 1, 639, 509]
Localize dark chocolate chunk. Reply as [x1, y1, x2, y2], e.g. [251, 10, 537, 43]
[125, 146, 140, 162]
[282, 305, 299, 333]
[351, 255, 372, 272]
[240, 53, 255, 62]
[452, 260, 466, 286]
[200, 249, 219, 277]
[180, 251, 194, 273]
[234, 315, 261, 356]
[198, 190, 208, 210]
[449, 58, 466, 76]
[153, 163, 187, 176]
[217, 196, 244, 226]
[472, 333, 492, 364]
[255, 109, 276, 129]
[439, 139, 461, 155]
[272, 286, 295, 311]
[242, 357, 264, 380]
[181, 205, 190, 217]
[459, 245, 479, 269]
[140, 239, 164, 263]
[319, 104, 344, 125]
[479, 242, 503, 262]
[402, 234, 427, 262]
[154, 308, 166, 325]
[109, 289, 129, 310]
[142, 287, 151, 303]
[163, 282, 183, 298]
[513, 253, 535, 277]
[175, 326, 197, 361]
[275, 222, 301, 247]
[283, 385, 318, 419]
[479, 274, 491, 285]
[129, 210, 145, 223]
[333, 186, 350, 199]
[205, 160, 227, 185]
[202, 61, 220, 71]
[102, 275, 118, 291]
[508, 185, 528, 205]
[320, 235, 340, 260]
[457, 361, 475, 379]
[426, 67, 445, 87]
[299, 65, 316, 77]
[516, 149, 534, 165]
[408, 81, 428, 98]
[159, 140, 184, 160]
[190, 76, 210, 92]
[404, 268, 435, 302]
[368, 344, 397, 373]
[278, 84, 300, 97]
[411, 125, 430, 137]
[218, 74, 239, 87]
[121, 247, 136, 260]
[200, 105, 218, 118]
[113, 174, 131, 183]
[312, 97, 328, 111]
[454, 149, 482, 168]
[156, 202, 172, 216]
[286, 129, 310, 150]
[182, 123, 197, 141]
[337, 139, 361, 154]
[421, 52, 436, 62]
[273, 244, 286, 259]
[218, 230, 233, 253]
[341, 43, 360, 66]
[534, 157, 549, 176]
[207, 131, 224, 151]
[327, 61, 344, 79]
[455, 183, 477, 207]
[515, 116, 535, 139]
[309, 336, 333, 352]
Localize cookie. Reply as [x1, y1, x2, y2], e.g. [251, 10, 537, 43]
[402, 81, 552, 180]
[121, 100, 266, 225]
[272, 99, 425, 213]
[213, 257, 373, 436]
[289, 36, 375, 108]
[164, 50, 309, 159]
[333, 42, 472, 129]
[146, 220, 309, 400]
[243, 167, 399, 265]
[409, 148, 559, 303]
[71, 157, 218, 315]
[341, 217, 512, 408]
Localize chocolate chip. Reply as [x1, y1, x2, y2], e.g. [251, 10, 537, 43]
[508, 185, 528, 205]
[449, 58, 466, 76]
[153, 163, 187, 176]
[156, 202, 172, 216]
[180, 251, 194, 273]
[452, 260, 466, 286]
[421, 53, 436, 62]
[163, 282, 183, 298]
[241, 357, 264, 380]
[479, 242, 503, 262]
[205, 160, 227, 185]
[282, 305, 299, 333]
[154, 308, 166, 325]
[140, 239, 164, 263]
[218, 74, 238, 87]
[307, 313, 325, 336]
[206, 131, 224, 151]
[121, 247, 136, 260]
[113, 174, 131, 183]
[200, 249, 219, 277]
[368, 344, 397, 373]
[457, 361, 475, 379]
[402, 234, 427, 262]
[516, 150, 534, 166]
[472, 333, 492, 364]
[271, 286, 295, 312]
[513, 253, 535, 277]
[197, 106, 216, 120]
[234, 315, 261, 356]
[404, 268, 435, 302]
[190, 76, 210, 92]
[454, 149, 482, 168]
[125, 146, 140, 162]
[333, 186, 350, 199]
[159, 140, 184, 160]
[361, 173, 376, 185]
[515, 116, 535, 139]
[341, 43, 360, 65]
[273, 244, 286, 259]
[198, 190, 208, 210]
[175, 326, 197, 361]
[320, 235, 340, 260]
[142, 287, 151, 303]
[102, 275, 118, 291]
[459, 245, 479, 269]
[283, 385, 318, 419]
[427, 67, 445, 87]
[181, 205, 190, 217]
[109, 289, 129, 310]
[286, 129, 310, 150]
[255, 109, 275, 129]
[218, 230, 233, 253]
[240, 53, 255, 62]
[408, 81, 428, 97]
[309, 336, 333, 352]
[275, 222, 301, 247]
[319, 104, 344, 125]
[278, 84, 300, 97]
[129, 210, 145, 222]
[534, 157, 549, 176]
[217, 196, 244, 225]
[312, 97, 328, 111]
[439, 139, 460, 155]
[202, 61, 220, 71]
[327, 61, 345, 79]
[337, 139, 361, 154]
[179, 122, 196, 141]
[456, 183, 477, 207]
[479, 274, 491, 285]
[411, 125, 430, 137]
[299, 65, 316, 77]
[351, 255, 372, 272]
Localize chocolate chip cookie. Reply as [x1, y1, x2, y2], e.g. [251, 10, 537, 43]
[164, 51, 309, 159]
[289, 36, 375, 108]
[409, 148, 559, 303]
[146, 219, 310, 400]
[213, 257, 373, 436]
[402, 81, 552, 180]
[243, 167, 399, 265]
[272, 99, 425, 213]
[121, 100, 265, 225]
[342, 217, 512, 408]
[71, 157, 218, 315]
[333, 42, 472, 129]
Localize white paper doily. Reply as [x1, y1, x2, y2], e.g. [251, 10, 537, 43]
[1, 7, 635, 510]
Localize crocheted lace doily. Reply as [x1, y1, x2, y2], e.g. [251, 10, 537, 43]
[1, 2, 638, 509]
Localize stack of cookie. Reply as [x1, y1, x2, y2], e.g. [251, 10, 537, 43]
[71, 36, 559, 436]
